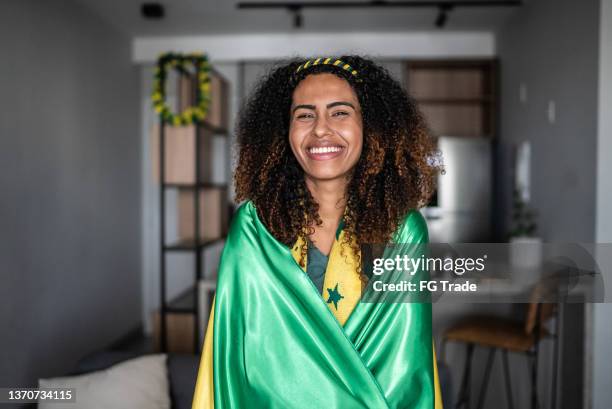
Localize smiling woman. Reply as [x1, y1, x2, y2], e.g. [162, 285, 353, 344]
[192, 56, 444, 409]
[289, 73, 364, 255]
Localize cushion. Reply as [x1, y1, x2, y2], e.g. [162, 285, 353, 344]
[38, 354, 170, 409]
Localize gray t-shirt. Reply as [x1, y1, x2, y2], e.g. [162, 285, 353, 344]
[306, 239, 329, 294]
[305, 220, 344, 294]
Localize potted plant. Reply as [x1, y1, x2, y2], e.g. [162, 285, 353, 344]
[508, 188, 542, 268]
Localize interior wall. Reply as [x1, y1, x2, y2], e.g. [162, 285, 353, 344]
[497, 0, 600, 408]
[0, 0, 141, 387]
[497, 0, 598, 242]
[594, 0, 612, 408]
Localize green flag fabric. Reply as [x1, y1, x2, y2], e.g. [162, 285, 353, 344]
[196, 201, 436, 409]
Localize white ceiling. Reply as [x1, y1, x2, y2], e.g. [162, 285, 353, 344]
[73, 0, 523, 36]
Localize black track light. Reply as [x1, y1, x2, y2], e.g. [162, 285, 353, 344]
[435, 4, 453, 28]
[288, 5, 303, 28]
[238, 1, 522, 29]
[141, 3, 165, 20]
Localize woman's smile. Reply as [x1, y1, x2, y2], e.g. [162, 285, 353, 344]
[305, 143, 346, 160]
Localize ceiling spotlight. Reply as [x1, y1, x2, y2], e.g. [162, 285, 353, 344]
[435, 4, 453, 28]
[141, 3, 165, 20]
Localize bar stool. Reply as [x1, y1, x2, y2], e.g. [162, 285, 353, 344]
[442, 302, 558, 409]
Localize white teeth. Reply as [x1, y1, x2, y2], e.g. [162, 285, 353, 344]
[308, 146, 342, 154]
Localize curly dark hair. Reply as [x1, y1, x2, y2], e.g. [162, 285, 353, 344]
[234, 55, 442, 275]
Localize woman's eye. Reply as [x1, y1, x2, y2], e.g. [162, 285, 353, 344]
[332, 111, 349, 117]
[296, 113, 314, 120]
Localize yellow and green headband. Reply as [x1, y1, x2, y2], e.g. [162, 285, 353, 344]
[295, 57, 361, 82]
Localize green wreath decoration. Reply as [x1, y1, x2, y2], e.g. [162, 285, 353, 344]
[151, 52, 210, 126]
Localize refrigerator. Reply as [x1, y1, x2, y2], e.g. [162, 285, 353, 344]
[422, 136, 493, 243]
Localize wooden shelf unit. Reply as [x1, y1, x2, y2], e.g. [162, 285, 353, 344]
[157, 63, 230, 354]
[405, 59, 498, 138]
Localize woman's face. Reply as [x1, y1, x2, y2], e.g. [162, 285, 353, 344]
[289, 73, 363, 184]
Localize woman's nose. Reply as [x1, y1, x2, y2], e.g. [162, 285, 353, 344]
[313, 114, 332, 138]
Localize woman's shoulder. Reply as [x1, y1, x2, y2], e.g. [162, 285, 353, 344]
[226, 200, 274, 244]
[234, 200, 255, 218]
[223, 201, 256, 238]
[392, 209, 429, 244]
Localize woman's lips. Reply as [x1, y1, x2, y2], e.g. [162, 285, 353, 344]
[305, 145, 345, 160]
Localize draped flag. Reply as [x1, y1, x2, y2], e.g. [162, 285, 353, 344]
[192, 201, 443, 409]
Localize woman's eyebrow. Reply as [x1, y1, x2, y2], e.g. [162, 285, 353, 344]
[292, 101, 356, 114]
[292, 104, 315, 114]
[327, 101, 356, 110]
